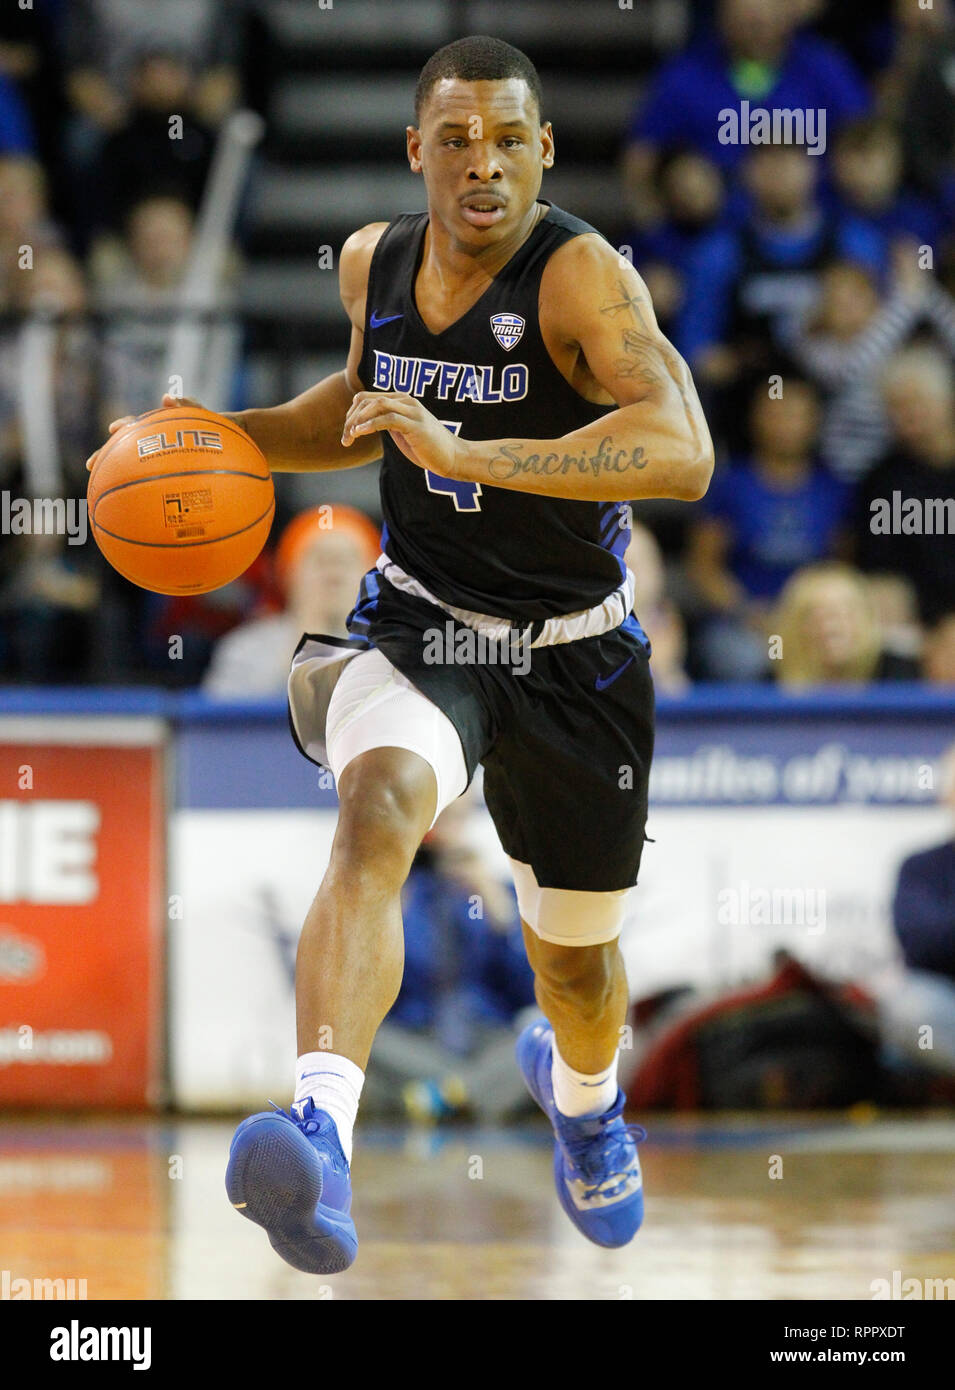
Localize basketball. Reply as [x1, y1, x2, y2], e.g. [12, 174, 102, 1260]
[87, 406, 275, 595]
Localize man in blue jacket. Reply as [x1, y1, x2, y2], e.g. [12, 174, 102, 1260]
[881, 745, 955, 1074]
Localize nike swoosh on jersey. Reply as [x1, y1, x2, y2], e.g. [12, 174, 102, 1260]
[594, 656, 635, 691]
[369, 311, 403, 328]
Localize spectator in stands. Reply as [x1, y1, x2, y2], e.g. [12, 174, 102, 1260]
[0, 223, 82, 504]
[805, 0, 896, 80]
[0, 3, 43, 159]
[924, 614, 955, 686]
[95, 193, 194, 422]
[203, 504, 380, 699]
[625, 523, 690, 695]
[0, 244, 102, 683]
[622, 0, 868, 227]
[687, 379, 851, 681]
[829, 116, 942, 253]
[877, 0, 955, 211]
[59, 0, 245, 245]
[865, 573, 924, 669]
[60, 0, 244, 144]
[770, 561, 920, 688]
[624, 150, 726, 338]
[676, 146, 884, 397]
[854, 344, 955, 623]
[877, 743, 955, 1076]
[95, 193, 237, 424]
[0, 67, 34, 157]
[363, 790, 537, 1123]
[93, 50, 214, 237]
[0, 2, 65, 183]
[0, 156, 64, 310]
[0, 530, 100, 683]
[779, 246, 955, 481]
[94, 193, 195, 311]
[138, 550, 277, 690]
[1, 245, 98, 493]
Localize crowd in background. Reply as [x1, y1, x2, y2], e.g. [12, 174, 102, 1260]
[0, 0, 952, 691]
[623, 0, 955, 689]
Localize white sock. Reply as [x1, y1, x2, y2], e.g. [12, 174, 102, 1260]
[294, 1052, 364, 1164]
[551, 1039, 618, 1119]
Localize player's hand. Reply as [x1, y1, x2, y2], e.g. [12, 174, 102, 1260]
[85, 394, 205, 472]
[341, 391, 463, 476]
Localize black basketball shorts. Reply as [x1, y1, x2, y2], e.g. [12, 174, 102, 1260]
[324, 572, 657, 895]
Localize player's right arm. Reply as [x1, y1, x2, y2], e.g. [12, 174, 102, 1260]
[232, 222, 387, 472]
[87, 223, 387, 474]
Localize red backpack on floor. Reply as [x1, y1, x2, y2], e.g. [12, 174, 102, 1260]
[626, 954, 947, 1110]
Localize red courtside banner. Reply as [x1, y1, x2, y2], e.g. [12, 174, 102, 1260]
[0, 718, 165, 1107]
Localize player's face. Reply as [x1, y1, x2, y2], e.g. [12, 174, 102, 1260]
[408, 78, 554, 246]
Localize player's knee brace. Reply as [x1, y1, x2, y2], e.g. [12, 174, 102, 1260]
[508, 858, 630, 947]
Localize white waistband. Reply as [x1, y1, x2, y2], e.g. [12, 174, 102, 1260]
[374, 553, 634, 648]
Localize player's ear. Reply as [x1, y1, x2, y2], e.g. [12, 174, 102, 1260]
[540, 122, 555, 169]
[406, 126, 423, 174]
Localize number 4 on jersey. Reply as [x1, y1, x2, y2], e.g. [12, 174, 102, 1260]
[425, 419, 482, 512]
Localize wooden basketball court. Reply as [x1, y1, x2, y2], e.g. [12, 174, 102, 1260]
[2, 1112, 953, 1300]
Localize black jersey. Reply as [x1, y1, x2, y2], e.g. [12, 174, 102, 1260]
[358, 201, 632, 621]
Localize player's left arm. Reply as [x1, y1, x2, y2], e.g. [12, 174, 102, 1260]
[341, 237, 714, 502]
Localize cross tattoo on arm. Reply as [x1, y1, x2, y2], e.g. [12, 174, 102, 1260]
[600, 279, 653, 331]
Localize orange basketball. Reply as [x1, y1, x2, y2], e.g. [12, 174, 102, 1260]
[88, 406, 274, 595]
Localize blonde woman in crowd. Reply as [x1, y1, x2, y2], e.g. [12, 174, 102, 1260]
[770, 561, 920, 688]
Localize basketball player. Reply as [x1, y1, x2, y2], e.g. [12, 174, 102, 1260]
[91, 36, 713, 1274]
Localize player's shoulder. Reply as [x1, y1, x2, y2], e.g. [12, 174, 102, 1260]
[340, 222, 390, 282]
[546, 228, 618, 277]
[339, 221, 390, 324]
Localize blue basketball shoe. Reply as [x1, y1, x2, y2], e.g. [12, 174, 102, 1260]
[516, 1019, 646, 1248]
[225, 1098, 357, 1274]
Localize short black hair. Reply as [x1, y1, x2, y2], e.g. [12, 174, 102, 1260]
[414, 35, 544, 124]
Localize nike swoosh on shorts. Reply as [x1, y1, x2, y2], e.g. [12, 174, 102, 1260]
[594, 656, 635, 691]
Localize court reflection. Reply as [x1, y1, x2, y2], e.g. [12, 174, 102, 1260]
[1, 1116, 953, 1300]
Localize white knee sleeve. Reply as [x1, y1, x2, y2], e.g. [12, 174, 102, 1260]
[507, 858, 631, 946]
[325, 647, 468, 830]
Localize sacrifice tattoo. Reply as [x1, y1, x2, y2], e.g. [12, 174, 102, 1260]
[487, 435, 648, 481]
[482, 276, 705, 488]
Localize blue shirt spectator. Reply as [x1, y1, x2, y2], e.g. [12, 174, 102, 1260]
[703, 456, 851, 600]
[625, 150, 727, 279]
[628, 30, 869, 174]
[0, 71, 35, 154]
[675, 146, 885, 366]
[828, 116, 945, 259]
[392, 858, 536, 1050]
[852, 192, 944, 257]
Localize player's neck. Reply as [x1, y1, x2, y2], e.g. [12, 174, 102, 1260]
[422, 200, 546, 295]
